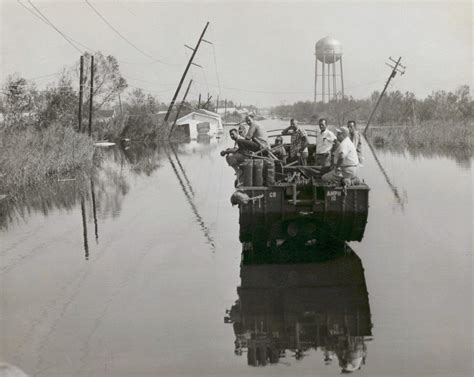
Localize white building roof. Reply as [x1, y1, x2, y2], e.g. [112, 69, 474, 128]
[176, 110, 221, 124]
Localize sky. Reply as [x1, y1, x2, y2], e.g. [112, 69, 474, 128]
[0, 0, 472, 107]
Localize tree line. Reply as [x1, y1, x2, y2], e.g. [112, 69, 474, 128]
[0, 51, 255, 140]
[271, 86, 472, 126]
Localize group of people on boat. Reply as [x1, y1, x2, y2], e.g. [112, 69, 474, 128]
[220, 114, 363, 186]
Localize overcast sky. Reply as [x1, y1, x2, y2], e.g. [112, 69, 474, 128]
[1, 0, 472, 107]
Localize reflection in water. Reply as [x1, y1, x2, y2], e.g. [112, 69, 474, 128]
[226, 173, 372, 371]
[165, 146, 215, 249]
[364, 136, 405, 208]
[90, 178, 98, 242]
[226, 245, 372, 372]
[171, 144, 195, 196]
[80, 196, 89, 260]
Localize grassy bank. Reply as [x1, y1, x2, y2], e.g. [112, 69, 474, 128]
[366, 120, 473, 164]
[0, 124, 95, 194]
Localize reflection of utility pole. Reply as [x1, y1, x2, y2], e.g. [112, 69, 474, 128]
[163, 22, 209, 126]
[363, 134, 404, 208]
[165, 148, 215, 249]
[90, 179, 98, 242]
[81, 197, 89, 260]
[363, 56, 405, 135]
[169, 79, 193, 139]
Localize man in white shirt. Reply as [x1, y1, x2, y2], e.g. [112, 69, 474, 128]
[322, 126, 359, 183]
[314, 118, 336, 167]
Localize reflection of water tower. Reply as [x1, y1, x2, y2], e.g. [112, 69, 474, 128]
[314, 36, 344, 103]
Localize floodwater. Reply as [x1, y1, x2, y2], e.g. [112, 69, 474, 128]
[0, 120, 472, 377]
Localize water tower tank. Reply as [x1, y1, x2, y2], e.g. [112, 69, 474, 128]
[315, 36, 342, 64]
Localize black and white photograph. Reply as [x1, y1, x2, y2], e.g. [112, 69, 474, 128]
[0, 1, 472, 376]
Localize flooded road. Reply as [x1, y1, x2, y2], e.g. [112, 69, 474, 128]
[1, 120, 472, 376]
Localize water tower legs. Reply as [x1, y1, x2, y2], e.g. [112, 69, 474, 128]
[322, 55, 326, 103]
[340, 57, 344, 98]
[314, 57, 345, 103]
[314, 57, 318, 102]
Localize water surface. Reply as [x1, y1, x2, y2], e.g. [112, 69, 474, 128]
[1, 120, 472, 376]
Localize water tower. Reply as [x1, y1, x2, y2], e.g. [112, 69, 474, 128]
[314, 36, 344, 103]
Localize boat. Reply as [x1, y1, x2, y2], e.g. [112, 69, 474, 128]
[231, 127, 369, 244]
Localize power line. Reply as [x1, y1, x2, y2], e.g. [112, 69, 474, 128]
[208, 26, 222, 99]
[17, 0, 84, 54]
[199, 66, 210, 94]
[84, 0, 179, 67]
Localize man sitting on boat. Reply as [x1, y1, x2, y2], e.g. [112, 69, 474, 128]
[315, 118, 337, 167]
[322, 126, 359, 184]
[221, 128, 248, 184]
[270, 135, 287, 163]
[239, 114, 269, 152]
[281, 118, 308, 165]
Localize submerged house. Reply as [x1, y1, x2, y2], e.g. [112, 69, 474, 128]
[175, 109, 223, 139]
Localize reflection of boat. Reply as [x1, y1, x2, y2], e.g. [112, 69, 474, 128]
[232, 128, 369, 244]
[225, 246, 372, 370]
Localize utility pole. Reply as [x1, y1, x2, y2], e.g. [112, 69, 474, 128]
[78, 55, 84, 132]
[216, 96, 219, 112]
[163, 22, 209, 126]
[198, 93, 201, 109]
[168, 79, 193, 139]
[88, 55, 94, 137]
[364, 56, 405, 135]
[203, 95, 212, 110]
[224, 99, 227, 118]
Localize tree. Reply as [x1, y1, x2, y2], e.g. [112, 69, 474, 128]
[2, 74, 38, 128]
[37, 71, 78, 127]
[80, 52, 127, 112]
[454, 85, 472, 121]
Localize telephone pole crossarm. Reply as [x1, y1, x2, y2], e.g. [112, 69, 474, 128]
[363, 56, 405, 135]
[162, 22, 209, 129]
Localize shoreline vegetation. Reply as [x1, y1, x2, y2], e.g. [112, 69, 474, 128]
[0, 124, 94, 194]
[365, 120, 473, 166]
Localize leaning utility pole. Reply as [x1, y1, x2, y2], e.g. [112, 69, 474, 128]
[168, 79, 193, 139]
[88, 55, 95, 137]
[78, 55, 84, 132]
[162, 22, 209, 126]
[363, 56, 405, 135]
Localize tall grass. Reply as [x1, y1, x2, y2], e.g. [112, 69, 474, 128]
[366, 120, 473, 165]
[0, 123, 94, 194]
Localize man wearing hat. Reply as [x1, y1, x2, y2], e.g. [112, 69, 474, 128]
[322, 126, 359, 183]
